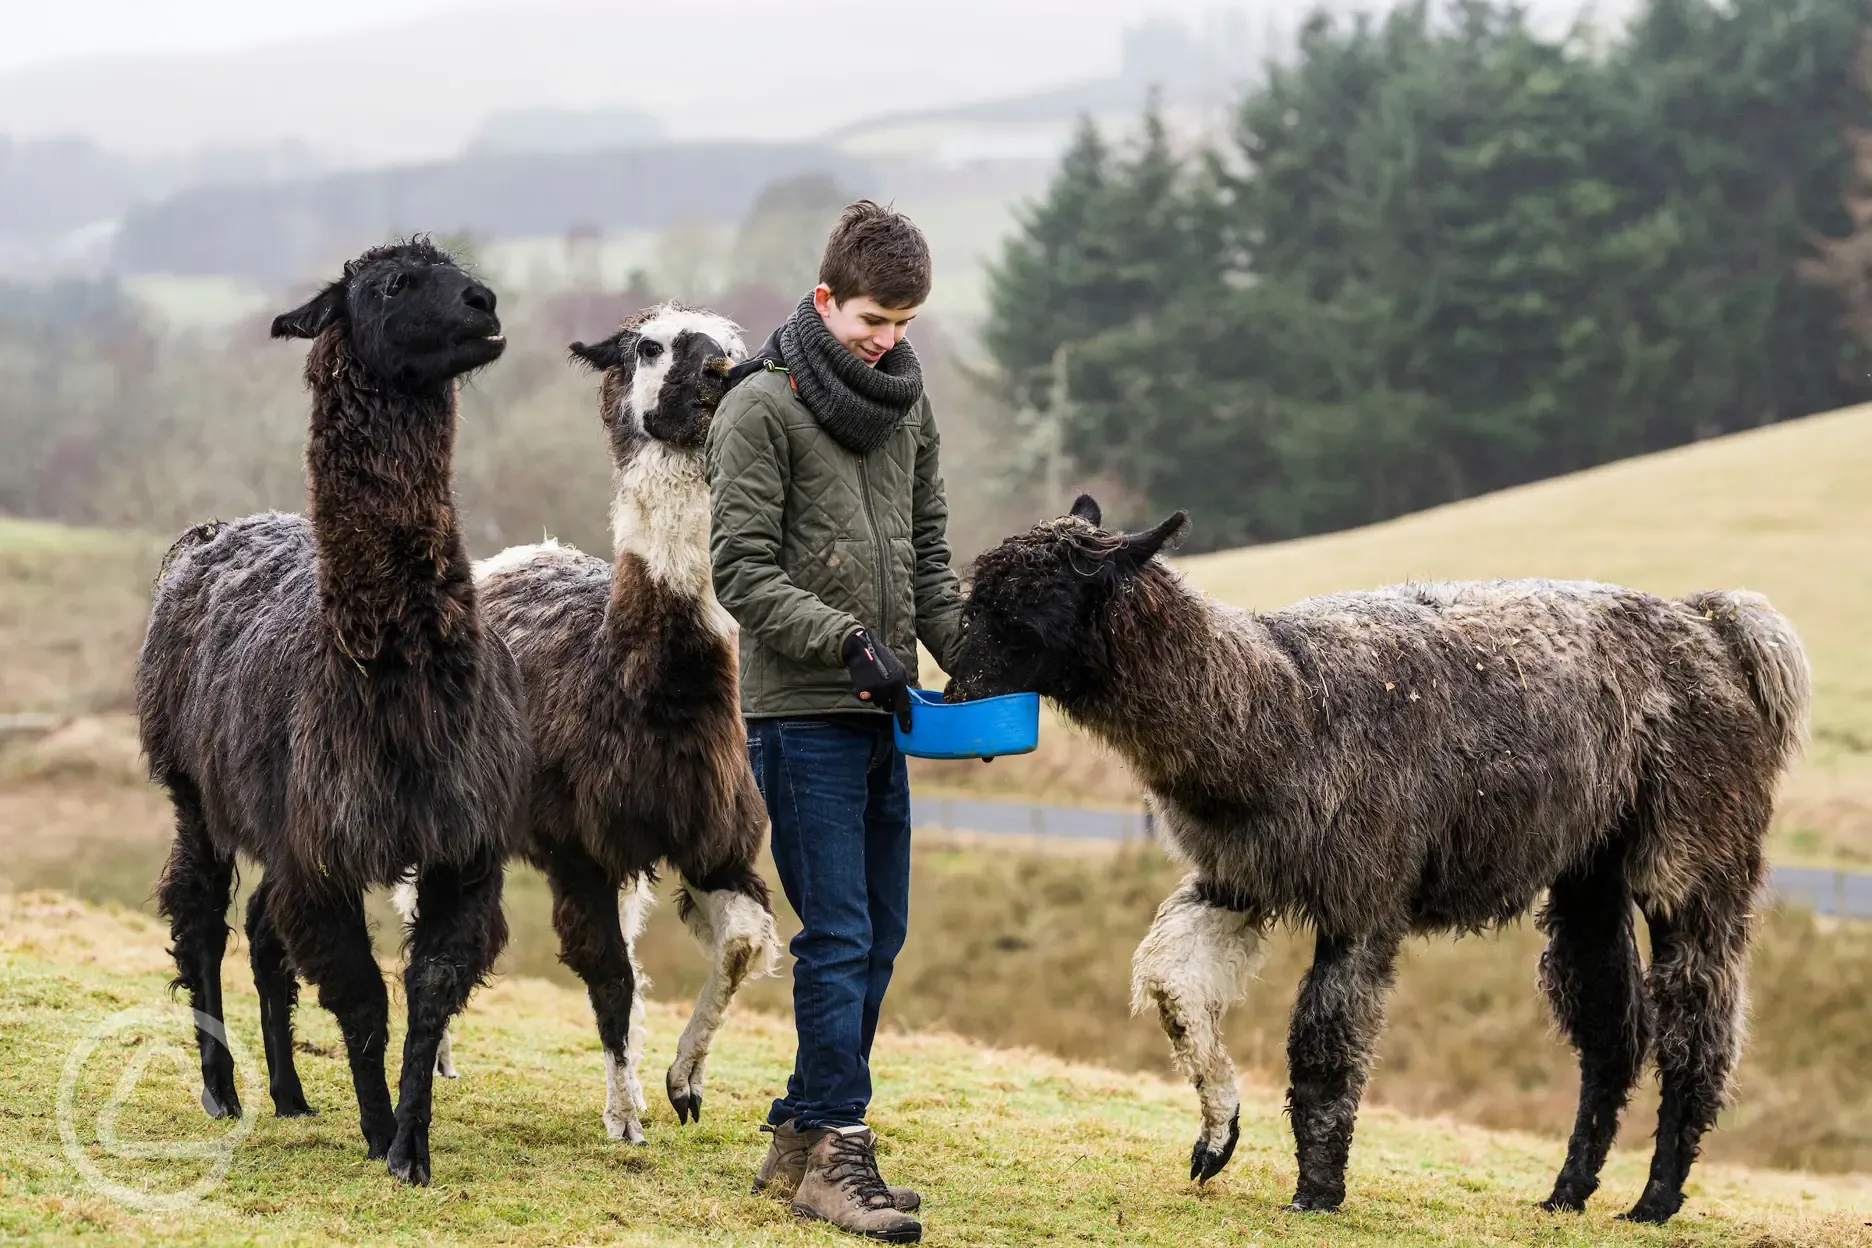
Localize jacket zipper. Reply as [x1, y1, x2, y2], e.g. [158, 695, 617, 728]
[856, 455, 889, 652]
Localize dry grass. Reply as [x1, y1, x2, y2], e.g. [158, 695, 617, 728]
[1, 407, 1867, 1210]
[4, 891, 1869, 1247]
[912, 404, 1872, 864]
[4, 754, 1867, 1178]
[0, 520, 163, 717]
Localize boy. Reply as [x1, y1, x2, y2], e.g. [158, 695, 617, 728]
[708, 201, 962, 1244]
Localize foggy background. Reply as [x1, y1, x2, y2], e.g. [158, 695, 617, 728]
[1, 0, 1654, 560]
[5, 0, 1872, 1196]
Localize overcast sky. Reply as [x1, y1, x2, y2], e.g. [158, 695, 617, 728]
[0, 0, 1635, 73]
[0, 0, 1246, 159]
[0, 0, 1634, 161]
[0, 0, 469, 72]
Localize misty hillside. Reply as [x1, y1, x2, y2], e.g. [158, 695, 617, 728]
[0, 0, 1639, 162]
[0, 0, 1651, 291]
[110, 143, 876, 287]
[0, 0, 1263, 161]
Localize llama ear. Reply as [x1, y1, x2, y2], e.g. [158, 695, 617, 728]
[270, 280, 346, 340]
[1118, 510, 1191, 568]
[1069, 494, 1103, 527]
[568, 329, 639, 374]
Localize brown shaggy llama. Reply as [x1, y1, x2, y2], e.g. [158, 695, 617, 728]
[946, 495, 1809, 1226]
[398, 304, 779, 1143]
[136, 239, 529, 1186]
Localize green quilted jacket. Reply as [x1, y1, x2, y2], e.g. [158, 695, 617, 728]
[706, 365, 967, 718]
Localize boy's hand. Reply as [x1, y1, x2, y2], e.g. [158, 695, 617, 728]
[841, 627, 913, 731]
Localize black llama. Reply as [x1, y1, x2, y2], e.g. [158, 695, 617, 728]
[946, 495, 1808, 1226]
[137, 239, 529, 1185]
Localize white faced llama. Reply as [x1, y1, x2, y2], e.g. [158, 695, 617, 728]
[136, 239, 529, 1186]
[947, 496, 1809, 1226]
[400, 304, 779, 1143]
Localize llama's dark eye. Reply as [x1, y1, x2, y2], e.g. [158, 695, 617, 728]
[384, 273, 408, 297]
[637, 339, 664, 361]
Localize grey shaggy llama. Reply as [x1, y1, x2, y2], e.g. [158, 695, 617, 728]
[137, 240, 529, 1187]
[946, 495, 1809, 1227]
[397, 304, 779, 1143]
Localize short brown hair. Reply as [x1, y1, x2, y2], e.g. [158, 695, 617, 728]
[818, 200, 932, 309]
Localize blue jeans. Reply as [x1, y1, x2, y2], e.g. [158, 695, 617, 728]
[747, 716, 911, 1130]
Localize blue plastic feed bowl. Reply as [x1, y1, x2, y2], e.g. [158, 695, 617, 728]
[893, 689, 1040, 760]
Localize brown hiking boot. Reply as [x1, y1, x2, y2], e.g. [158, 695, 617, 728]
[755, 1120, 920, 1211]
[790, 1124, 923, 1242]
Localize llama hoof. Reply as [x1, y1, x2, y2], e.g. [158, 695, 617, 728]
[1188, 1108, 1239, 1182]
[1617, 1186, 1683, 1225]
[435, 1060, 458, 1079]
[1282, 1188, 1343, 1214]
[363, 1116, 396, 1161]
[1539, 1177, 1594, 1214]
[387, 1126, 431, 1186]
[271, 1090, 317, 1119]
[200, 1086, 241, 1120]
[666, 1062, 704, 1125]
[604, 1112, 648, 1145]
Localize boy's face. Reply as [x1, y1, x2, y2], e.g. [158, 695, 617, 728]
[813, 284, 920, 367]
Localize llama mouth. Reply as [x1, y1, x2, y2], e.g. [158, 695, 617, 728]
[483, 334, 506, 345]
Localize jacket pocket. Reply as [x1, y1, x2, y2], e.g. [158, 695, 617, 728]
[790, 538, 879, 630]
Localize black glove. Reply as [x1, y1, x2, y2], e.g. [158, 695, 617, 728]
[841, 626, 913, 731]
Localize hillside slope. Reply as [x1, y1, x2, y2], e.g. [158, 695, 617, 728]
[1177, 403, 1871, 744]
[4, 406, 1869, 861]
[917, 405, 1872, 862]
[3, 891, 1867, 1247]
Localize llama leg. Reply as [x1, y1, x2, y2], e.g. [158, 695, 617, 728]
[244, 876, 314, 1117]
[1130, 875, 1269, 1183]
[1284, 927, 1401, 1213]
[389, 854, 508, 1185]
[269, 879, 396, 1159]
[616, 875, 654, 1134]
[666, 873, 780, 1125]
[543, 851, 646, 1143]
[391, 874, 456, 1078]
[1537, 852, 1650, 1213]
[1624, 894, 1752, 1224]
[155, 785, 241, 1120]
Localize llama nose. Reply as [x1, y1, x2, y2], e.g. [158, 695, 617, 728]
[462, 284, 496, 315]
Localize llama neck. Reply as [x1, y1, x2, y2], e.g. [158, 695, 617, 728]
[1067, 568, 1288, 795]
[304, 335, 474, 663]
[605, 438, 736, 642]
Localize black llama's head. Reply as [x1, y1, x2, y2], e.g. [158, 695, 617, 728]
[569, 305, 746, 455]
[270, 238, 505, 392]
[948, 494, 1190, 704]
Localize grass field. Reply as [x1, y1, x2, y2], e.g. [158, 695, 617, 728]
[0, 519, 165, 719]
[1, 408, 1868, 1237]
[4, 891, 1869, 1247]
[915, 404, 1872, 866]
[5, 715, 1869, 1179]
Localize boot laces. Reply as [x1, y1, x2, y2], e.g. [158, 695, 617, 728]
[824, 1131, 895, 1210]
